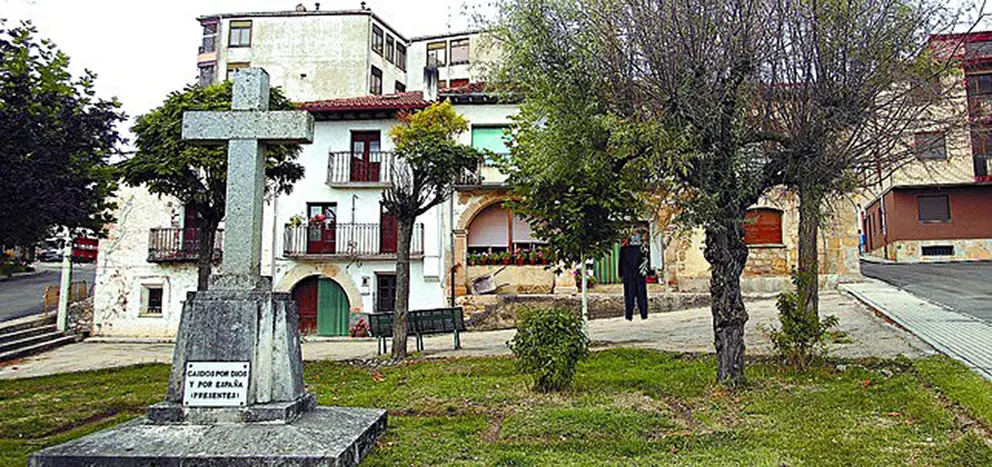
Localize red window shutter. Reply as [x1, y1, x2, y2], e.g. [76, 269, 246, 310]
[743, 209, 783, 245]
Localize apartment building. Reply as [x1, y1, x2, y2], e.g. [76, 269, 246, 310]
[862, 31, 992, 263]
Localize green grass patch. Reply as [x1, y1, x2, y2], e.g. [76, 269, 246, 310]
[1, 350, 990, 466]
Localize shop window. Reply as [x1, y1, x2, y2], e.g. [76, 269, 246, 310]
[743, 208, 783, 245]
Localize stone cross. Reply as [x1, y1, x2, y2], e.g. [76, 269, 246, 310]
[182, 68, 313, 286]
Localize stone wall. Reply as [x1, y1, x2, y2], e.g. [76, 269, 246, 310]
[67, 296, 94, 337]
[872, 238, 992, 262]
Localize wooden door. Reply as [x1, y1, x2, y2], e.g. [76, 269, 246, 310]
[182, 204, 199, 253]
[317, 278, 349, 336]
[380, 205, 398, 254]
[376, 274, 397, 313]
[306, 203, 336, 254]
[350, 131, 381, 182]
[292, 277, 319, 334]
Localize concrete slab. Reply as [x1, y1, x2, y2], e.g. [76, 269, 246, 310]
[29, 407, 387, 467]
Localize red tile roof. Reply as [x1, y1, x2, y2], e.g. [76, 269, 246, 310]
[297, 91, 429, 113]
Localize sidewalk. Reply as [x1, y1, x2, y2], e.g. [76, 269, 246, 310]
[841, 278, 992, 379]
[0, 291, 932, 380]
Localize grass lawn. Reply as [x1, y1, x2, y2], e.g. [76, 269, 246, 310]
[1, 349, 991, 466]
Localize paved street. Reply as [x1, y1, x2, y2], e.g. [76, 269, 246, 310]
[861, 260, 992, 321]
[0, 292, 932, 379]
[0, 263, 96, 323]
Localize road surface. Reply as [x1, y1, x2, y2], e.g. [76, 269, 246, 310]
[860, 260, 992, 321]
[0, 263, 96, 323]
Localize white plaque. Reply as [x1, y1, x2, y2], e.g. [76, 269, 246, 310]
[182, 361, 250, 407]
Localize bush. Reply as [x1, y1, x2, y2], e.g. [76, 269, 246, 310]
[767, 272, 839, 370]
[509, 306, 589, 392]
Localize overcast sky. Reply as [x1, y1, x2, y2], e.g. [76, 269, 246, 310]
[2, 0, 987, 151]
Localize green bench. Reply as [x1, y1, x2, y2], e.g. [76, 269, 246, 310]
[368, 307, 466, 355]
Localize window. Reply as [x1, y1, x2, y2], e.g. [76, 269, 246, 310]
[427, 41, 447, 67]
[198, 64, 215, 87]
[471, 126, 512, 162]
[396, 43, 407, 71]
[467, 204, 544, 254]
[200, 22, 218, 54]
[142, 285, 164, 315]
[971, 127, 992, 177]
[743, 208, 783, 245]
[228, 20, 252, 47]
[917, 195, 950, 222]
[922, 245, 954, 256]
[914, 132, 946, 160]
[371, 25, 384, 55]
[967, 73, 992, 97]
[385, 35, 395, 63]
[450, 38, 470, 65]
[394, 81, 406, 93]
[449, 78, 470, 88]
[226, 62, 249, 81]
[370, 66, 382, 95]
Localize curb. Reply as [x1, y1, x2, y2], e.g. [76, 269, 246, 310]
[840, 281, 992, 380]
[0, 270, 45, 282]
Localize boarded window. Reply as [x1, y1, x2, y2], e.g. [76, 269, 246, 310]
[743, 208, 783, 245]
[370, 66, 382, 95]
[450, 38, 470, 64]
[914, 132, 946, 160]
[371, 25, 384, 55]
[427, 41, 447, 67]
[917, 195, 950, 222]
[229, 20, 252, 47]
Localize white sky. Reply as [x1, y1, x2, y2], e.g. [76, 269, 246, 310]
[1, 0, 987, 151]
[1, 0, 487, 149]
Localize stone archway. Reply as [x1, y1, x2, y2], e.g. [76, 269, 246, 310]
[276, 263, 363, 315]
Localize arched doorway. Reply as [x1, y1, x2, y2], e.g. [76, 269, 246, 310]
[291, 276, 350, 336]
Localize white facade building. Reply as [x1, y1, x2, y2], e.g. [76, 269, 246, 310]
[93, 6, 514, 337]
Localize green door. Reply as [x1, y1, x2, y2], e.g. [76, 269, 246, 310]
[593, 243, 621, 285]
[317, 278, 349, 337]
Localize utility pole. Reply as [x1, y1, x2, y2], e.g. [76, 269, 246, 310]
[56, 236, 72, 332]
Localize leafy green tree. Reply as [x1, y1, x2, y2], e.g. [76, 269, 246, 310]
[385, 101, 481, 359]
[120, 81, 304, 290]
[0, 21, 124, 249]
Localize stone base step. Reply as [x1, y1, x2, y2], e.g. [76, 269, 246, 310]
[0, 335, 77, 362]
[0, 313, 56, 335]
[0, 331, 66, 354]
[0, 324, 58, 345]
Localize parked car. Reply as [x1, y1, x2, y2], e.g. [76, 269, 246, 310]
[37, 248, 63, 262]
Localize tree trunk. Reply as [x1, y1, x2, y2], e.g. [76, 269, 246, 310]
[391, 218, 415, 360]
[196, 216, 220, 291]
[796, 187, 822, 318]
[704, 224, 749, 385]
[580, 255, 589, 337]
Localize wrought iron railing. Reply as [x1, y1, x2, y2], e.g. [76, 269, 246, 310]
[455, 156, 506, 186]
[148, 228, 223, 263]
[326, 151, 397, 185]
[284, 223, 424, 257]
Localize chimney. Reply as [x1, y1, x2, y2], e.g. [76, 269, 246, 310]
[424, 65, 439, 102]
[295, 3, 307, 12]
[360, 1, 368, 11]
[315, 2, 320, 10]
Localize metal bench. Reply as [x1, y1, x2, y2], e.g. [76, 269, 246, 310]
[368, 307, 466, 355]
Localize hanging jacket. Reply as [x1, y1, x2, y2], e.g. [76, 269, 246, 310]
[618, 245, 644, 279]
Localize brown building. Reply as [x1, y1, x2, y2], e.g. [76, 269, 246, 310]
[861, 31, 992, 262]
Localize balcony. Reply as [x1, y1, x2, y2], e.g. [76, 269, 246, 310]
[148, 228, 223, 263]
[455, 157, 509, 188]
[326, 151, 397, 187]
[284, 223, 424, 259]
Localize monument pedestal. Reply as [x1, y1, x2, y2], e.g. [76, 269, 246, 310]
[31, 278, 387, 467]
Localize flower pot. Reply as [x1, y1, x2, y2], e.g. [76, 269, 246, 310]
[529, 258, 538, 265]
[515, 257, 525, 266]
[646, 275, 658, 284]
[502, 258, 511, 265]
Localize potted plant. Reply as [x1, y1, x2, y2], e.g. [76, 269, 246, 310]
[467, 253, 476, 266]
[540, 247, 552, 265]
[528, 250, 539, 265]
[288, 214, 306, 228]
[500, 251, 511, 265]
[573, 268, 595, 290]
[309, 213, 327, 225]
[515, 251, 526, 266]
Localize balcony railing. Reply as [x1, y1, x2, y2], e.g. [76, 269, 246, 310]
[148, 228, 223, 263]
[284, 223, 424, 258]
[327, 151, 397, 186]
[455, 156, 507, 187]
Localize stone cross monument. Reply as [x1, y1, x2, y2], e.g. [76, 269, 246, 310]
[31, 68, 387, 467]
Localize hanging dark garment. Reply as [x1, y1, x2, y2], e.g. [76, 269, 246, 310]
[619, 245, 648, 320]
